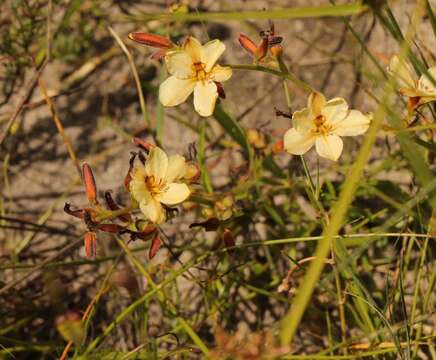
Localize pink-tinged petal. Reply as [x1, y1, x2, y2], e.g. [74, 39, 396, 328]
[145, 147, 168, 182]
[202, 39, 226, 72]
[315, 135, 343, 161]
[159, 76, 196, 107]
[323, 97, 349, 125]
[333, 110, 370, 136]
[165, 50, 194, 79]
[166, 155, 187, 182]
[211, 65, 232, 82]
[283, 128, 315, 155]
[417, 67, 436, 96]
[156, 183, 190, 205]
[140, 199, 166, 224]
[183, 36, 203, 63]
[193, 81, 218, 117]
[308, 92, 326, 116]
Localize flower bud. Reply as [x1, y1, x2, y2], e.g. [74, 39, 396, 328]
[84, 231, 97, 259]
[184, 163, 201, 181]
[272, 139, 284, 154]
[238, 34, 257, 55]
[55, 311, 84, 345]
[246, 128, 267, 149]
[128, 32, 173, 49]
[82, 163, 98, 205]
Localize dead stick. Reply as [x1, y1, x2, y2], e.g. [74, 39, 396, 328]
[38, 76, 81, 175]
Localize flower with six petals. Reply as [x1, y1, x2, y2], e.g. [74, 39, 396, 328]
[129, 147, 191, 224]
[283, 92, 371, 161]
[159, 36, 232, 117]
[388, 55, 436, 109]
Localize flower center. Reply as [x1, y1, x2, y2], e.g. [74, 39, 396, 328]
[312, 115, 332, 135]
[145, 176, 167, 197]
[193, 62, 208, 81]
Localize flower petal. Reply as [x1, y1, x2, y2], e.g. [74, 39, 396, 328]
[211, 65, 232, 82]
[417, 67, 436, 96]
[292, 108, 313, 133]
[193, 81, 218, 117]
[322, 97, 348, 125]
[308, 92, 326, 116]
[140, 199, 166, 224]
[202, 39, 225, 72]
[388, 55, 416, 89]
[333, 110, 370, 136]
[145, 147, 168, 182]
[315, 135, 343, 161]
[159, 76, 196, 107]
[283, 128, 316, 155]
[129, 167, 149, 203]
[165, 50, 194, 79]
[156, 183, 191, 205]
[166, 155, 187, 183]
[183, 36, 203, 63]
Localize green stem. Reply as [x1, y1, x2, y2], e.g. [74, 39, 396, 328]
[226, 64, 313, 93]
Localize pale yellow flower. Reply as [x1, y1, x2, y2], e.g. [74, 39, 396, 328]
[388, 55, 436, 107]
[129, 147, 191, 224]
[284, 92, 370, 161]
[159, 36, 232, 117]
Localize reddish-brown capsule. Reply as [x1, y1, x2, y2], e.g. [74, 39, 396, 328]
[189, 217, 220, 231]
[84, 231, 97, 259]
[96, 223, 125, 233]
[128, 32, 173, 49]
[238, 34, 257, 56]
[149, 235, 162, 259]
[223, 228, 235, 247]
[133, 137, 155, 152]
[104, 192, 132, 222]
[82, 163, 98, 205]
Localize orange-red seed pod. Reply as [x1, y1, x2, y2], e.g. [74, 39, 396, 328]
[84, 231, 97, 259]
[238, 34, 257, 55]
[82, 163, 97, 205]
[128, 32, 172, 49]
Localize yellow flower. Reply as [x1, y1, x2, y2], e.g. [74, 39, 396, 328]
[159, 36, 232, 117]
[283, 92, 370, 161]
[129, 147, 191, 224]
[388, 55, 436, 107]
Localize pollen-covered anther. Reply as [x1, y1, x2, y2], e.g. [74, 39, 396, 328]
[312, 115, 331, 134]
[193, 62, 207, 81]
